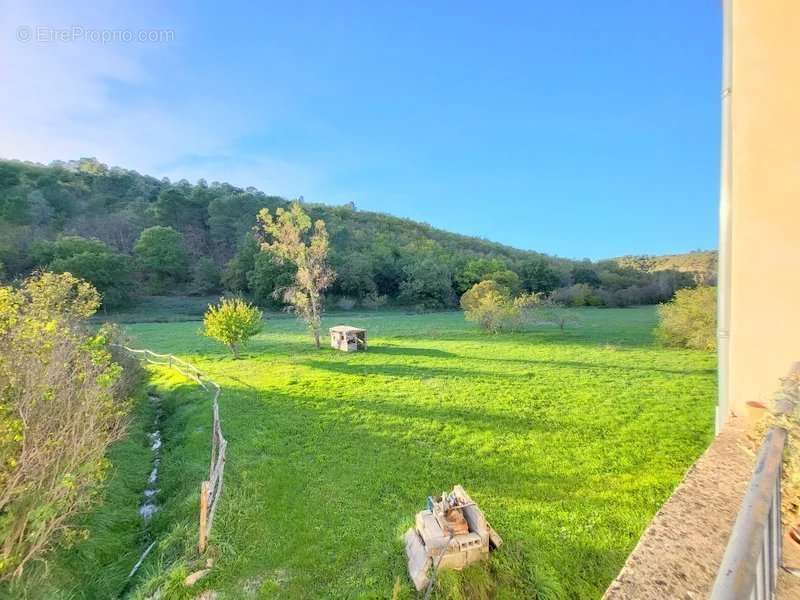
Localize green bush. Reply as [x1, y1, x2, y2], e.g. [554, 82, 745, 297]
[201, 297, 263, 358]
[655, 286, 716, 350]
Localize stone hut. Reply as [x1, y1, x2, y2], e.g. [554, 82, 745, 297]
[329, 325, 367, 352]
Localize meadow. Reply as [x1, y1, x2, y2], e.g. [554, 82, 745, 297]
[6, 307, 716, 599]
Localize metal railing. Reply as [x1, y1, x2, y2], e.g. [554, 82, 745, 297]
[711, 364, 800, 599]
[116, 345, 226, 553]
[710, 426, 786, 600]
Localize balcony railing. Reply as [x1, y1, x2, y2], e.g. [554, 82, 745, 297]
[710, 426, 786, 599]
[711, 364, 800, 599]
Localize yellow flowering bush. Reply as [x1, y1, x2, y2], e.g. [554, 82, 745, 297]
[0, 272, 139, 579]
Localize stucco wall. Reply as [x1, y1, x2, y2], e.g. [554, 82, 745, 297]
[728, 1, 800, 415]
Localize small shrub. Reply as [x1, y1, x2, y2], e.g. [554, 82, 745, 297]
[655, 286, 716, 350]
[202, 297, 263, 358]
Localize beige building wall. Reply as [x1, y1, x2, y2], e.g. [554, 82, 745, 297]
[727, 1, 800, 415]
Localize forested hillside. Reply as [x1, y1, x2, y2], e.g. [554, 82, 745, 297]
[0, 158, 701, 310]
[613, 251, 717, 285]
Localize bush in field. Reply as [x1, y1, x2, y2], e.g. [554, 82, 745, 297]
[0, 272, 138, 579]
[655, 286, 716, 350]
[202, 297, 263, 358]
[460, 280, 521, 333]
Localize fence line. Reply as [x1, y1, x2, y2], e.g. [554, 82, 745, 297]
[116, 345, 226, 553]
[710, 363, 800, 599]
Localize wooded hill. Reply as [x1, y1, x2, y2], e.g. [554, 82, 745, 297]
[0, 158, 705, 310]
[613, 251, 717, 285]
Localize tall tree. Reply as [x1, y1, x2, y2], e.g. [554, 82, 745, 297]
[134, 226, 189, 293]
[519, 258, 561, 294]
[255, 202, 335, 348]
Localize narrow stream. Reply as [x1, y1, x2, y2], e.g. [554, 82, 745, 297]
[139, 393, 162, 521]
[124, 392, 166, 590]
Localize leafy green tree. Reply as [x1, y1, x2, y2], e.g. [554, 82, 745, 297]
[255, 202, 335, 348]
[399, 258, 455, 308]
[455, 258, 520, 295]
[201, 297, 263, 358]
[370, 242, 402, 297]
[570, 265, 601, 287]
[191, 257, 222, 295]
[33, 236, 135, 309]
[49, 252, 134, 309]
[397, 241, 456, 308]
[222, 235, 259, 293]
[519, 258, 561, 293]
[655, 286, 716, 350]
[332, 253, 377, 299]
[31, 236, 110, 265]
[207, 192, 277, 262]
[248, 252, 295, 308]
[134, 226, 189, 293]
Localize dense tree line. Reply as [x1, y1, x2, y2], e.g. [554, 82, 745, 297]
[0, 158, 698, 310]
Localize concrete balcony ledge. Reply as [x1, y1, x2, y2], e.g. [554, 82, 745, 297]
[603, 416, 759, 599]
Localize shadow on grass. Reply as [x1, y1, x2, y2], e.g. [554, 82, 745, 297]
[208, 383, 664, 597]
[304, 358, 715, 380]
[367, 346, 456, 358]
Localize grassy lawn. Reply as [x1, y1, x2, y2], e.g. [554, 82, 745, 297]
[5, 307, 716, 599]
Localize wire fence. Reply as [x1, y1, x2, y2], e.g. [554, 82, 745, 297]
[116, 345, 226, 553]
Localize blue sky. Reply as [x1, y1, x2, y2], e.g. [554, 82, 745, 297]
[1, 1, 721, 259]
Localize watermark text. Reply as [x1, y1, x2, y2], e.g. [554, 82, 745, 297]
[17, 25, 174, 44]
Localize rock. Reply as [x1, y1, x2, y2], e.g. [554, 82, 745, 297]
[185, 568, 211, 587]
[196, 591, 218, 600]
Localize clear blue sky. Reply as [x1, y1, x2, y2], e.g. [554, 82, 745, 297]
[3, 1, 721, 259]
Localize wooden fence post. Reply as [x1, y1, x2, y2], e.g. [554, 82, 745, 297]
[199, 480, 209, 553]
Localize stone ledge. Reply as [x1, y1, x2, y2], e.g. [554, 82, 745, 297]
[603, 417, 755, 600]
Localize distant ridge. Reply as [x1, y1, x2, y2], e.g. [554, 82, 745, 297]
[612, 251, 717, 284]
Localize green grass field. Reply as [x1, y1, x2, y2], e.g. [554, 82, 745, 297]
[5, 307, 716, 599]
